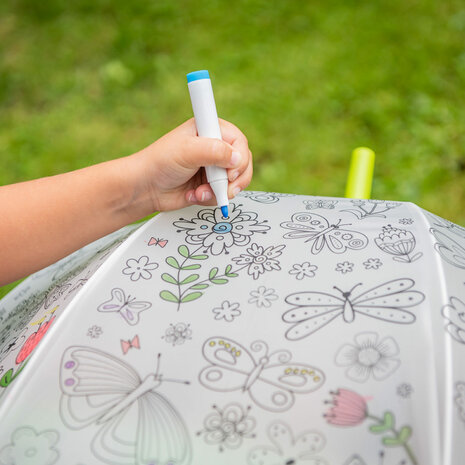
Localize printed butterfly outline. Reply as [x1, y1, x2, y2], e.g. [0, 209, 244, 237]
[280, 212, 368, 255]
[303, 199, 338, 210]
[97, 288, 152, 325]
[59, 346, 191, 465]
[199, 337, 325, 412]
[248, 420, 327, 465]
[282, 278, 425, 341]
[148, 237, 168, 247]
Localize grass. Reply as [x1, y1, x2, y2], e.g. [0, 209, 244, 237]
[1, 0, 465, 298]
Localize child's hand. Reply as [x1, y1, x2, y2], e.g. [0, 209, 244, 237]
[130, 118, 252, 212]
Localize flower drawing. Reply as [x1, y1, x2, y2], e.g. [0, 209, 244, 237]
[122, 255, 158, 281]
[324, 389, 418, 465]
[397, 383, 414, 399]
[442, 297, 465, 344]
[232, 243, 285, 279]
[363, 258, 383, 270]
[288, 262, 318, 280]
[173, 205, 270, 255]
[16, 317, 56, 365]
[335, 332, 400, 383]
[212, 301, 241, 322]
[399, 218, 414, 225]
[248, 287, 278, 308]
[375, 225, 423, 263]
[162, 322, 192, 346]
[248, 421, 327, 465]
[341, 200, 401, 220]
[197, 403, 256, 451]
[87, 325, 103, 339]
[0, 426, 59, 465]
[335, 261, 354, 274]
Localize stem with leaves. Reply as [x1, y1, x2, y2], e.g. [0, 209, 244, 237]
[367, 412, 417, 465]
[159, 245, 242, 311]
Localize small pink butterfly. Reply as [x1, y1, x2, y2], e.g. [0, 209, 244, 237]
[97, 288, 152, 325]
[121, 335, 140, 354]
[148, 237, 168, 247]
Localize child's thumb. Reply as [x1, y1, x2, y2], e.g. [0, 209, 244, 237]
[183, 137, 241, 170]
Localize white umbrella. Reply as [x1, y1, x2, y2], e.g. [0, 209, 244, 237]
[0, 191, 464, 465]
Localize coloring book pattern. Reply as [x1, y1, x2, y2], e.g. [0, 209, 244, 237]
[0, 192, 464, 465]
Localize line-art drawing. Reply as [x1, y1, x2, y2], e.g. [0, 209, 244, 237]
[375, 225, 423, 263]
[340, 200, 401, 220]
[336, 261, 354, 274]
[212, 301, 241, 322]
[248, 287, 278, 308]
[197, 403, 256, 451]
[335, 332, 400, 383]
[0, 328, 27, 362]
[199, 337, 324, 412]
[239, 191, 295, 204]
[162, 322, 192, 346]
[441, 297, 465, 344]
[121, 335, 140, 354]
[44, 283, 71, 309]
[430, 227, 465, 269]
[174, 204, 270, 256]
[248, 420, 327, 465]
[280, 212, 368, 255]
[455, 381, 465, 424]
[324, 389, 417, 464]
[122, 256, 158, 281]
[288, 262, 318, 280]
[97, 288, 152, 325]
[232, 243, 285, 280]
[86, 325, 103, 339]
[363, 258, 383, 270]
[303, 199, 338, 210]
[0, 426, 60, 465]
[397, 383, 414, 399]
[59, 346, 191, 465]
[148, 237, 168, 247]
[282, 279, 424, 340]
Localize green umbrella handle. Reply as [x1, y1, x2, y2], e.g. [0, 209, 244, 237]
[345, 147, 375, 199]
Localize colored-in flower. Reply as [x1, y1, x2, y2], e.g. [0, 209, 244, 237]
[248, 287, 278, 308]
[198, 403, 256, 451]
[174, 205, 270, 255]
[335, 332, 400, 382]
[0, 426, 59, 465]
[375, 225, 422, 263]
[442, 297, 465, 344]
[163, 322, 192, 346]
[324, 389, 368, 426]
[363, 258, 383, 270]
[288, 262, 318, 280]
[16, 317, 56, 364]
[212, 301, 241, 322]
[335, 261, 354, 274]
[232, 243, 285, 280]
[122, 256, 158, 281]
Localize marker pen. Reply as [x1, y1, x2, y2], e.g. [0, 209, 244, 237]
[186, 70, 229, 218]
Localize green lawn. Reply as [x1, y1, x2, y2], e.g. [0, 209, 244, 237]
[1, 0, 465, 298]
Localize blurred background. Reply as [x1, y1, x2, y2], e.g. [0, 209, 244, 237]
[1, 0, 464, 296]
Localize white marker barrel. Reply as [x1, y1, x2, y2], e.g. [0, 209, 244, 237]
[187, 70, 229, 211]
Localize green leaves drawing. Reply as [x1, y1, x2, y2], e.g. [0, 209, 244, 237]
[159, 245, 239, 310]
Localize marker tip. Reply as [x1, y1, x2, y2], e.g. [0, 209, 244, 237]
[221, 205, 229, 218]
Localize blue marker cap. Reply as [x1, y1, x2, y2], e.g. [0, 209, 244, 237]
[221, 205, 229, 218]
[186, 70, 210, 83]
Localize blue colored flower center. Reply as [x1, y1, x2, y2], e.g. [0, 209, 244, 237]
[212, 222, 232, 233]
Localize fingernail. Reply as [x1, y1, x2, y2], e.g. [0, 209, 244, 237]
[201, 191, 212, 202]
[232, 186, 241, 197]
[230, 170, 239, 182]
[230, 151, 241, 167]
[188, 192, 195, 202]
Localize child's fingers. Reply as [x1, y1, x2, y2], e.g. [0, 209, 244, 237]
[228, 151, 253, 198]
[181, 136, 241, 170]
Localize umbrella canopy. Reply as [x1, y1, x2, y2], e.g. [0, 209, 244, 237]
[0, 191, 464, 465]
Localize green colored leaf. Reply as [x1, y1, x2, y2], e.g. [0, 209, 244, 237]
[398, 426, 412, 443]
[181, 264, 201, 270]
[382, 436, 401, 447]
[369, 412, 394, 433]
[181, 292, 203, 303]
[190, 254, 209, 260]
[226, 272, 238, 277]
[225, 264, 232, 274]
[160, 290, 179, 303]
[180, 274, 199, 285]
[178, 245, 190, 258]
[191, 283, 209, 290]
[209, 267, 218, 279]
[161, 273, 178, 285]
[211, 278, 228, 284]
[166, 256, 180, 269]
